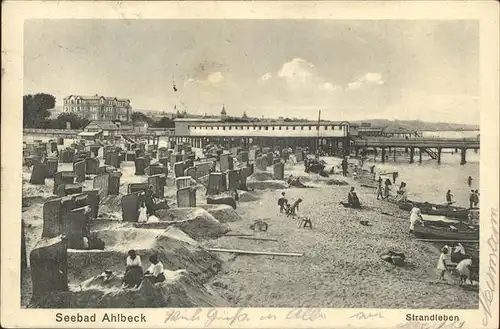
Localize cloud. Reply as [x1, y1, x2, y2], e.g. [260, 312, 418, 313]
[322, 82, 339, 93]
[346, 72, 385, 91]
[278, 58, 315, 84]
[183, 71, 225, 88]
[207, 72, 224, 84]
[260, 72, 272, 81]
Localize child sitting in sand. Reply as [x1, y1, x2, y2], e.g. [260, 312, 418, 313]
[144, 254, 165, 284]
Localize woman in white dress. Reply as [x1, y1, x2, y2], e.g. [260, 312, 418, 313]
[138, 201, 148, 223]
[409, 204, 423, 234]
[123, 249, 143, 288]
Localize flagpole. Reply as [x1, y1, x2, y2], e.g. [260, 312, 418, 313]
[316, 110, 321, 158]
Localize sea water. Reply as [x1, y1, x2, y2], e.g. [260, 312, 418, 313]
[367, 130, 480, 208]
[364, 150, 479, 208]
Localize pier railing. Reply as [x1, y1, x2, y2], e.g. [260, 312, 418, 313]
[353, 137, 480, 149]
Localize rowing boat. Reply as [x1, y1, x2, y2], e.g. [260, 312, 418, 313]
[399, 201, 470, 219]
[413, 224, 479, 240]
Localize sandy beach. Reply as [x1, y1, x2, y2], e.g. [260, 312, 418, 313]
[21, 152, 478, 309]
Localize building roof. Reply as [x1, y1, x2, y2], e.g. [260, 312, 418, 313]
[64, 95, 130, 102]
[84, 120, 121, 130]
[174, 118, 223, 122]
[185, 120, 350, 127]
[78, 131, 101, 137]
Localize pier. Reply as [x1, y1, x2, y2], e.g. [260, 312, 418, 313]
[353, 137, 480, 165]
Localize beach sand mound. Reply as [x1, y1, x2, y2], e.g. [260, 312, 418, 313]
[249, 172, 274, 181]
[155, 208, 230, 239]
[247, 180, 288, 190]
[238, 190, 261, 202]
[22, 182, 55, 200]
[68, 227, 222, 283]
[98, 194, 124, 219]
[29, 270, 227, 308]
[22, 195, 58, 208]
[198, 204, 243, 223]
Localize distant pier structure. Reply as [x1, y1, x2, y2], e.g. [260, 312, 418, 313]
[350, 125, 480, 165]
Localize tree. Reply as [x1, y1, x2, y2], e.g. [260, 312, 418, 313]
[130, 111, 149, 123]
[55, 113, 90, 129]
[23, 93, 56, 128]
[152, 117, 175, 128]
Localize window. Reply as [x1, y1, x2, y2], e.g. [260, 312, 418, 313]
[331, 126, 335, 130]
[222, 127, 226, 130]
[293, 126, 296, 130]
[286, 126, 289, 130]
[272, 126, 275, 130]
[265, 126, 269, 130]
[211, 127, 214, 130]
[301, 126, 304, 130]
[324, 126, 328, 130]
[309, 126, 312, 130]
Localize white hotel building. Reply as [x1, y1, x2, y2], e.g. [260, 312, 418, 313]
[173, 118, 351, 155]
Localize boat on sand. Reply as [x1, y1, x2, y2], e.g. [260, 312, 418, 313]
[398, 201, 470, 220]
[413, 222, 479, 241]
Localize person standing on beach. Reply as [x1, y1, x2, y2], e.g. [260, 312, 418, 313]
[409, 204, 423, 234]
[278, 192, 288, 213]
[473, 190, 479, 208]
[376, 177, 384, 200]
[384, 179, 392, 199]
[341, 158, 348, 177]
[233, 189, 240, 205]
[446, 190, 454, 205]
[145, 185, 156, 217]
[469, 190, 475, 209]
[392, 172, 398, 184]
[437, 247, 449, 281]
[467, 176, 472, 187]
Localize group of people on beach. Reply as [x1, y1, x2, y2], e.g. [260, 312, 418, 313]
[121, 250, 166, 289]
[137, 185, 160, 223]
[277, 192, 303, 217]
[437, 244, 477, 286]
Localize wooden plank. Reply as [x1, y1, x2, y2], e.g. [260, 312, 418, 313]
[224, 233, 254, 237]
[237, 236, 278, 242]
[207, 248, 303, 257]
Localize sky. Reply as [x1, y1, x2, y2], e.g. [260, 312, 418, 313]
[24, 20, 479, 124]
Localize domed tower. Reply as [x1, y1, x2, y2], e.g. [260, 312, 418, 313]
[221, 104, 227, 119]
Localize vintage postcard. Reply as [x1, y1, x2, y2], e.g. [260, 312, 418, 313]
[1, 1, 499, 328]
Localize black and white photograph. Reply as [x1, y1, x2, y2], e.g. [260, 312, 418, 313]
[2, 1, 499, 328]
